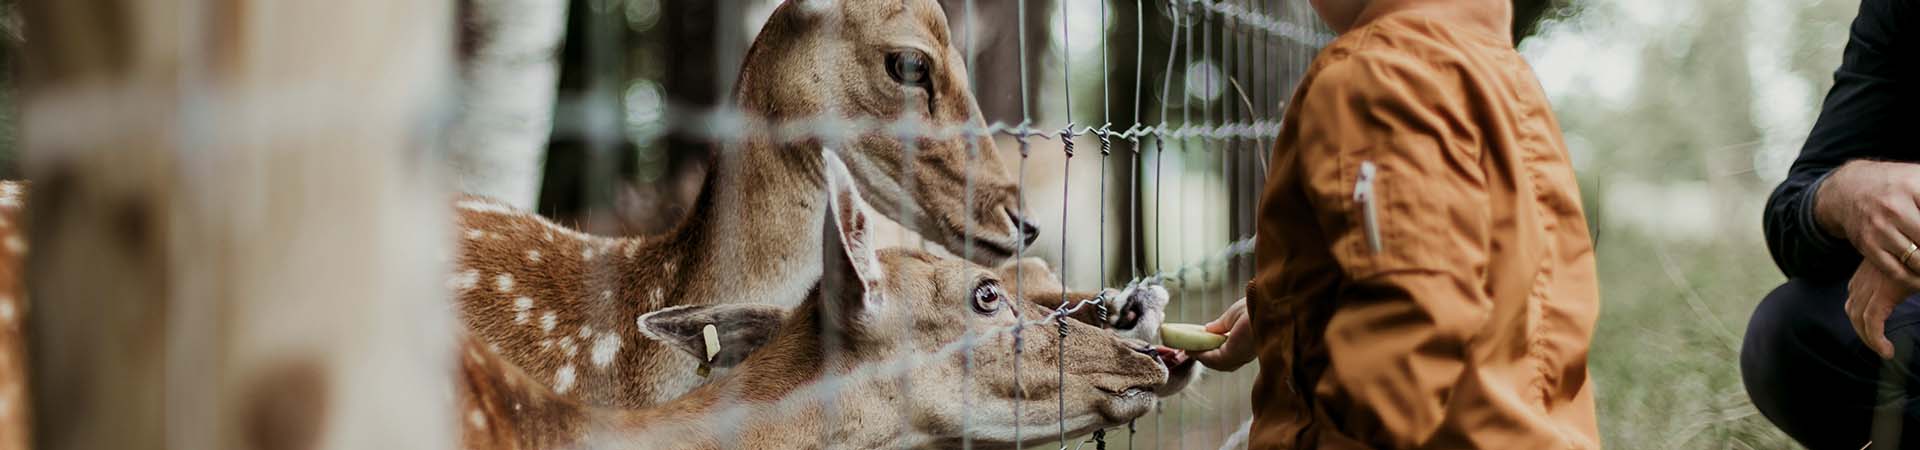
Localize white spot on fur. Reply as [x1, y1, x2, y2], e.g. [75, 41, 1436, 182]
[560, 336, 578, 357]
[663, 260, 676, 275]
[600, 290, 613, 302]
[464, 229, 484, 240]
[513, 297, 533, 324]
[649, 287, 664, 305]
[457, 200, 518, 215]
[577, 326, 594, 338]
[540, 312, 558, 333]
[448, 270, 479, 291]
[582, 247, 596, 260]
[590, 333, 622, 367]
[543, 230, 555, 242]
[553, 365, 577, 394]
[793, 0, 835, 15]
[495, 274, 515, 292]
[526, 250, 542, 262]
[468, 409, 487, 430]
[0, 183, 20, 207]
[539, 339, 554, 350]
[624, 241, 639, 258]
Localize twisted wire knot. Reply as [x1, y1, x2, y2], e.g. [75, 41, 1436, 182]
[1055, 307, 1070, 338]
[1059, 128, 1076, 158]
[1098, 129, 1113, 156]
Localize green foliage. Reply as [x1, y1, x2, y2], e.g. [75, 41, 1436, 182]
[1533, 0, 1862, 447]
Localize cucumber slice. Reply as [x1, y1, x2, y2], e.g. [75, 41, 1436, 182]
[1159, 323, 1227, 351]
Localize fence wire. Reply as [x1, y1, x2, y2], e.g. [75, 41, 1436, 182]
[576, 0, 1320, 446]
[599, 0, 1328, 448]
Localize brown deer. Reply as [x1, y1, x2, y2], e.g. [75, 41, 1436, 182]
[454, 152, 1195, 449]
[451, 0, 1168, 410]
[0, 182, 24, 450]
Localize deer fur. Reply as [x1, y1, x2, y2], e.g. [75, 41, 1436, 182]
[0, 182, 25, 450]
[453, 151, 1193, 449]
[451, 0, 1166, 410]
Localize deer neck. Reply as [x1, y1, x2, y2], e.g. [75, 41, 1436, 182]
[691, 139, 829, 307]
[594, 306, 929, 449]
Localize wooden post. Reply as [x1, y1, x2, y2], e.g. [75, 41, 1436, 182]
[17, 1, 458, 449]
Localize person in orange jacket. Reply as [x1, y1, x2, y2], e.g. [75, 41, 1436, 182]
[1191, 0, 1601, 447]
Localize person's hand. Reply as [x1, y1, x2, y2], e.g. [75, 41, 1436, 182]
[1817, 160, 1920, 292]
[1192, 297, 1256, 371]
[1848, 263, 1912, 359]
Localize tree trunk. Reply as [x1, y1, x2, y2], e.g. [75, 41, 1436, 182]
[447, 0, 570, 208]
[17, 1, 457, 449]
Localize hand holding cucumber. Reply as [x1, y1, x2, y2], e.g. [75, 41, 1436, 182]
[1185, 297, 1255, 371]
[1160, 323, 1228, 351]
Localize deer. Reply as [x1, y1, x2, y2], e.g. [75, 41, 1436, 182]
[454, 151, 1196, 450]
[450, 0, 1170, 411]
[0, 182, 24, 450]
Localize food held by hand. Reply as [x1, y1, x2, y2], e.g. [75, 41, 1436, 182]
[1159, 323, 1227, 351]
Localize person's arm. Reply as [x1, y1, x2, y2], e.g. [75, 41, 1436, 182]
[1764, 0, 1910, 282]
[1287, 52, 1496, 448]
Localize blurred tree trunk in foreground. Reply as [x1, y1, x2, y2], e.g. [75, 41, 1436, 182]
[17, 1, 457, 449]
[448, 0, 570, 209]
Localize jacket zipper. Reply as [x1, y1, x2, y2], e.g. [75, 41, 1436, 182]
[1354, 161, 1382, 253]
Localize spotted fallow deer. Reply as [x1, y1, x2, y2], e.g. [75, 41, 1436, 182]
[453, 152, 1194, 450]
[451, 0, 1168, 410]
[0, 182, 25, 450]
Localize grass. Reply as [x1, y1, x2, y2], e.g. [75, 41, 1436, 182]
[1590, 226, 1798, 448]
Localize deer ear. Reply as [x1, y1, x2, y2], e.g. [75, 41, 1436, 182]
[637, 304, 789, 370]
[820, 149, 883, 317]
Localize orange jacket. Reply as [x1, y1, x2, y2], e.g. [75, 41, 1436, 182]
[1246, 8, 1601, 450]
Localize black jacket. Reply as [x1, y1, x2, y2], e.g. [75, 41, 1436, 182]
[1765, 0, 1916, 282]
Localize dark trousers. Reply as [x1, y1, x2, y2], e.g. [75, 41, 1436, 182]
[1744, 279, 1920, 449]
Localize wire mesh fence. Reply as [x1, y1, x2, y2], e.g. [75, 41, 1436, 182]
[9, 0, 1330, 447]
[553, 0, 1333, 447]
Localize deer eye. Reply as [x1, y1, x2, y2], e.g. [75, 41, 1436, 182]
[885, 50, 933, 88]
[970, 280, 1004, 315]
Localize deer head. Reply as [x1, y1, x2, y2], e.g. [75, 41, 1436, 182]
[601, 151, 1187, 447]
[810, 161, 1176, 442]
[737, 0, 1035, 264]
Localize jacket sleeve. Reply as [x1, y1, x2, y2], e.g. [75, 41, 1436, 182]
[1291, 52, 1496, 448]
[1764, 0, 1912, 282]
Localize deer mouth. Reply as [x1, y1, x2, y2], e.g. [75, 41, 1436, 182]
[964, 233, 1021, 261]
[951, 206, 1036, 263]
[1099, 385, 1157, 399]
[1148, 345, 1198, 397]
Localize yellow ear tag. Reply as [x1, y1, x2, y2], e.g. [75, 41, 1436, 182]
[696, 324, 720, 378]
[702, 324, 721, 363]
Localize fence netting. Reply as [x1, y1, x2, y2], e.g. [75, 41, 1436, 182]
[568, 0, 1333, 448]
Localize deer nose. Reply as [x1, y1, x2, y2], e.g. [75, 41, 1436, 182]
[1006, 207, 1040, 248]
[1112, 294, 1147, 330]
